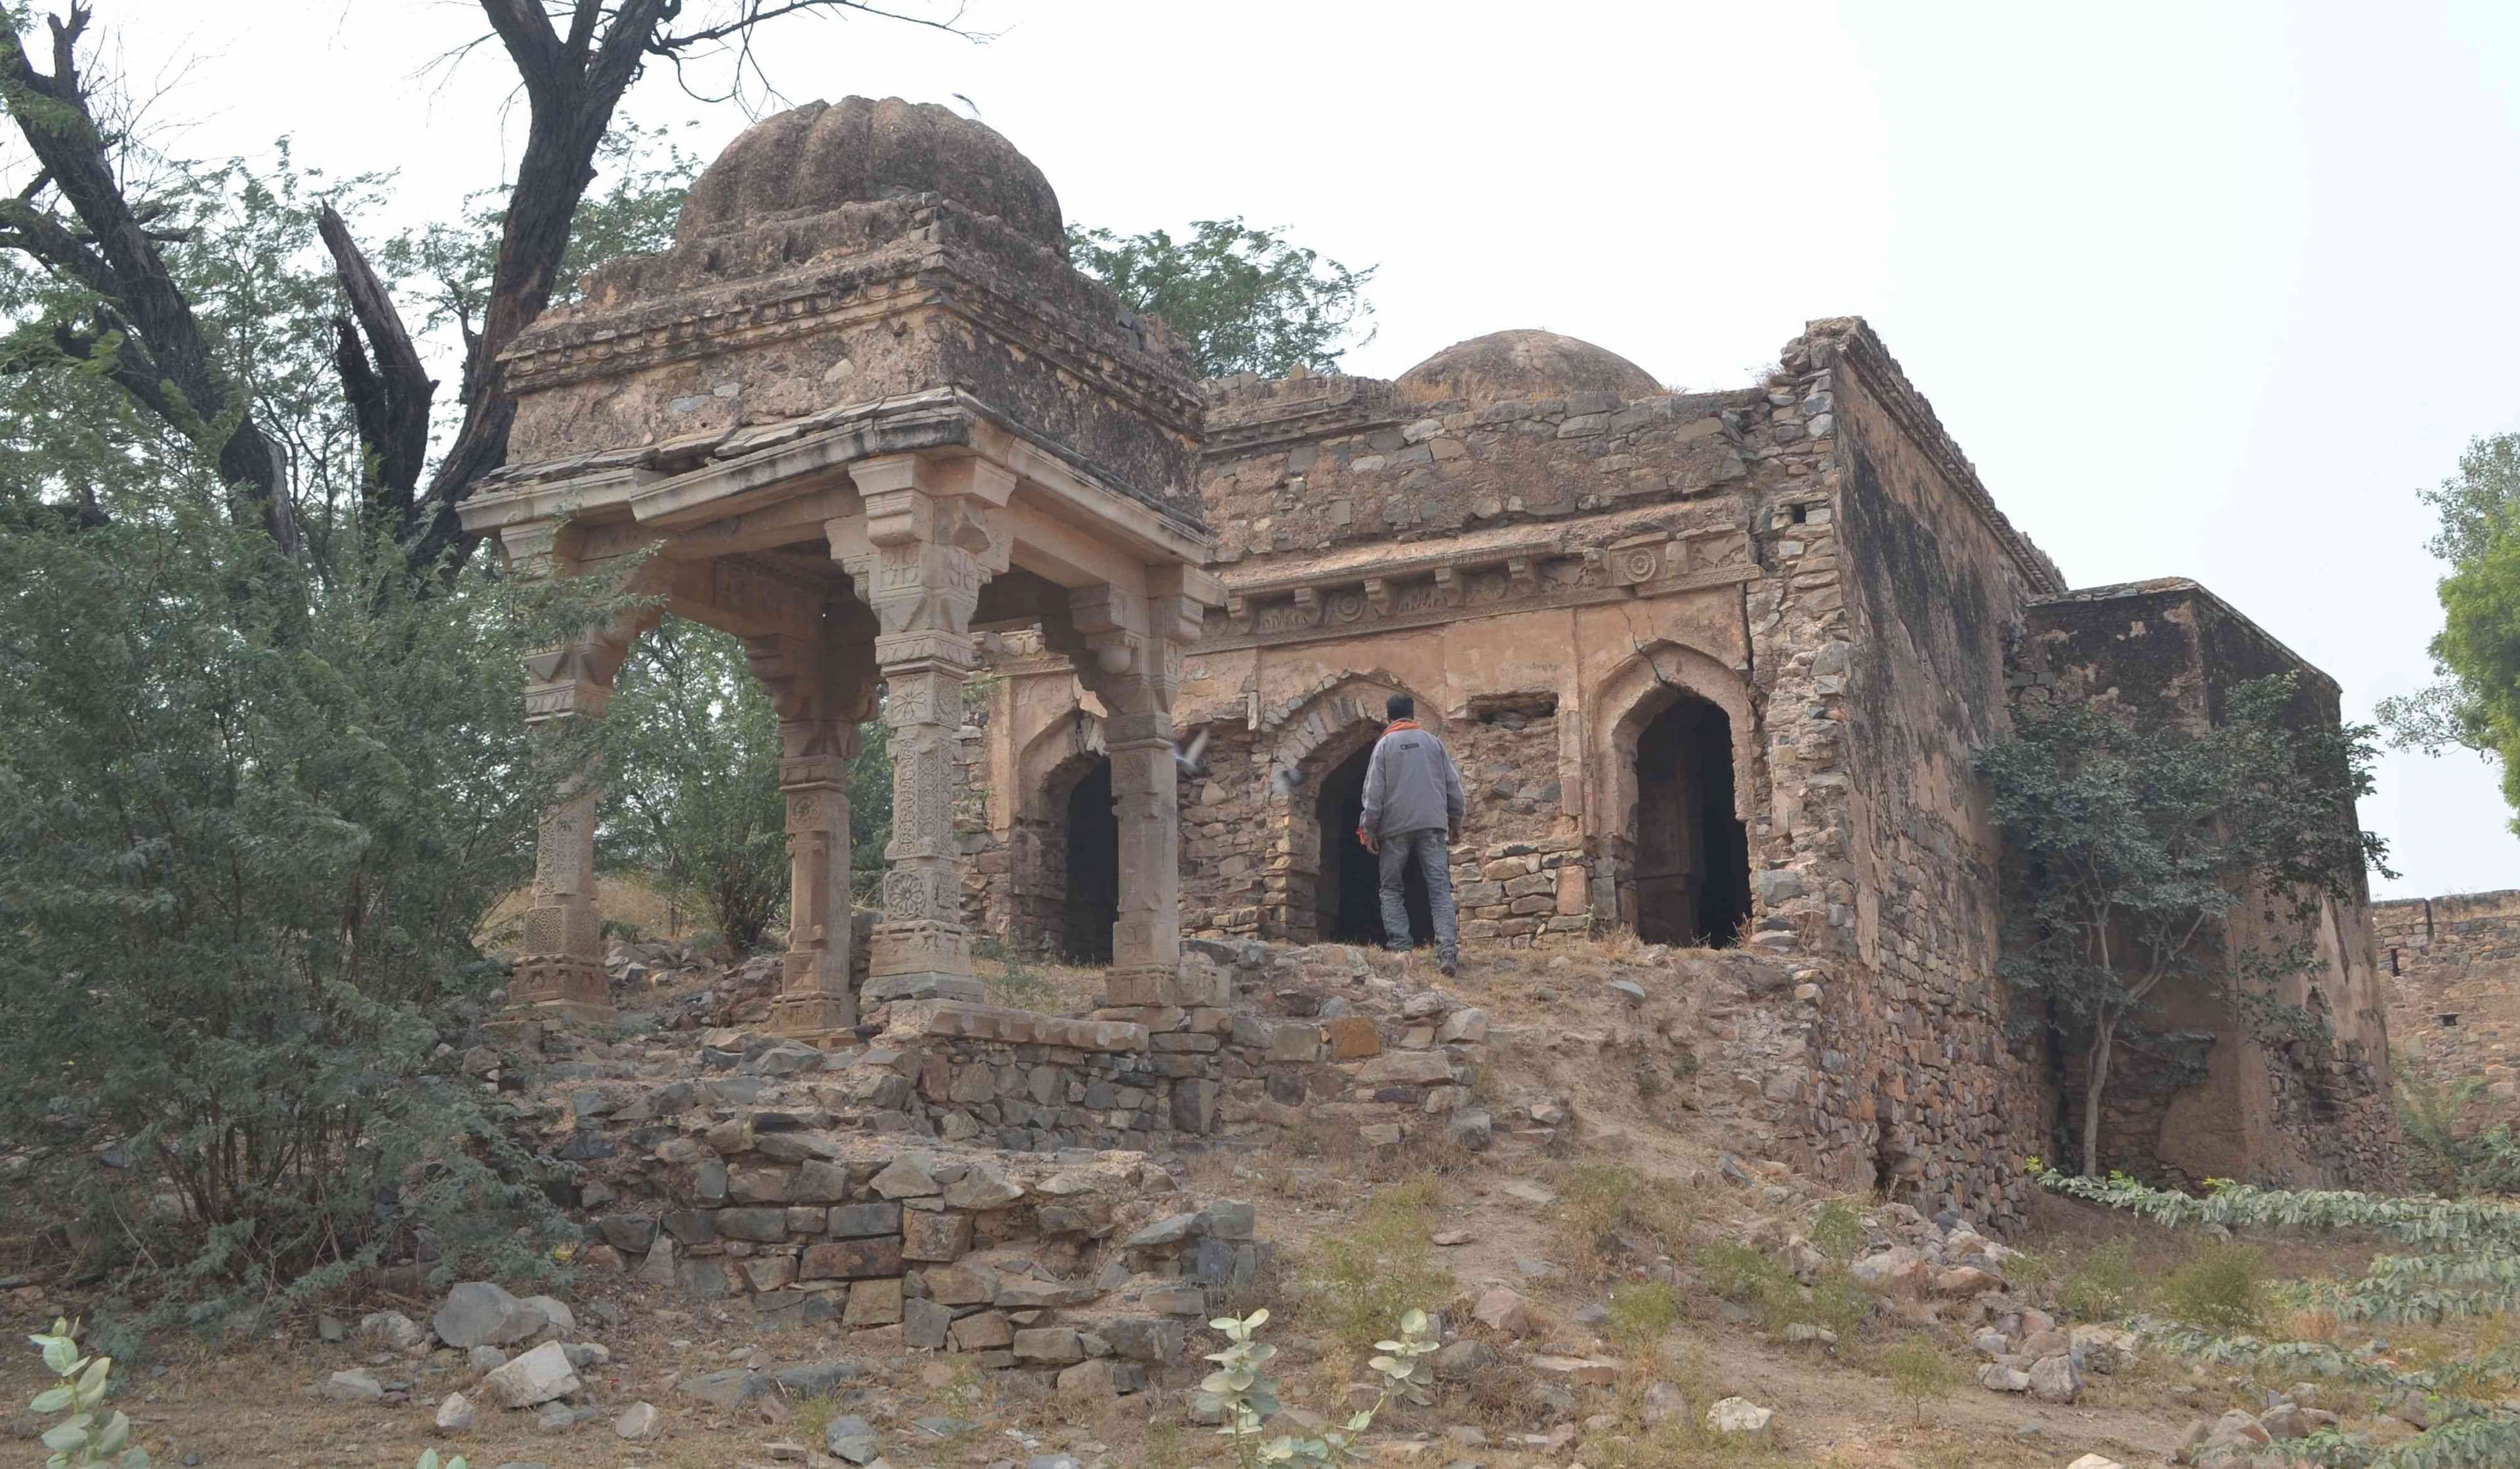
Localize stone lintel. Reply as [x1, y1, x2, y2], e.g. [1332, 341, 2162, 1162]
[883, 1001, 1149, 1054]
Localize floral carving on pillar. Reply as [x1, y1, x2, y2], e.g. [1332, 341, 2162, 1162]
[1070, 569, 1206, 1008]
[749, 622, 877, 1038]
[837, 453, 1005, 1005]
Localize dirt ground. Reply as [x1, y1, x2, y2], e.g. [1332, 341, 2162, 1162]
[0, 937, 2445, 1468]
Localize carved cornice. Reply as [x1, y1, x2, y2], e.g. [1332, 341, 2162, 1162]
[461, 387, 1213, 548]
[499, 228, 1202, 440]
[1200, 523, 1755, 653]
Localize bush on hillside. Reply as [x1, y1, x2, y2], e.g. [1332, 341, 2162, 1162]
[0, 511, 604, 1352]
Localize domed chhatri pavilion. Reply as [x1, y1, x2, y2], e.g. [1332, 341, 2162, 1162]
[468, 97, 2393, 1213]
[461, 97, 1222, 1036]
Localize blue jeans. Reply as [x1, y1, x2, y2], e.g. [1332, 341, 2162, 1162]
[1377, 828, 1458, 961]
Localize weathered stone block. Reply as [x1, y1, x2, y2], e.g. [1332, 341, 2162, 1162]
[903, 1296, 952, 1350]
[841, 1276, 904, 1327]
[828, 1201, 904, 1237]
[949, 1311, 1013, 1350]
[1356, 1051, 1453, 1086]
[1326, 1016, 1381, 1059]
[715, 1207, 788, 1243]
[799, 1238, 904, 1280]
[900, 1208, 973, 1262]
[1013, 1327, 1086, 1365]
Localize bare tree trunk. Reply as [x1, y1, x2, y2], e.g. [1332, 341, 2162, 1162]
[0, 3, 297, 553]
[5, 1, 975, 577]
[2082, 1015, 2116, 1178]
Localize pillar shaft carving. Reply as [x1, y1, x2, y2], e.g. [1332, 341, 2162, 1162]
[1070, 576, 1202, 1008]
[835, 454, 1005, 1005]
[511, 622, 644, 1025]
[750, 626, 878, 1038]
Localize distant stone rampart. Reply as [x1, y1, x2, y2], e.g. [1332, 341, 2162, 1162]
[2377, 889, 2520, 1109]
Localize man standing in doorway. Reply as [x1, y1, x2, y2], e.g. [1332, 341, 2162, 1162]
[1358, 693, 1467, 975]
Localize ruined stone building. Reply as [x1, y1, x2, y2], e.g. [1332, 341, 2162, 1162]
[2376, 890, 2520, 1111]
[459, 96, 2391, 1227]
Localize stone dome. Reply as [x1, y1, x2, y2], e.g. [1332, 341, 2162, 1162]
[1395, 329, 1658, 405]
[677, 96, 1063, 248]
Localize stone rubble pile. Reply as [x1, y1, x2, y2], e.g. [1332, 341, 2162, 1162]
[1749, 1198, 2139, 1407]
[2168, 1383, 2350, 1465]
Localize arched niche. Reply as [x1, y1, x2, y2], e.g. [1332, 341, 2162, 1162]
[1589, 641, 1758, 944]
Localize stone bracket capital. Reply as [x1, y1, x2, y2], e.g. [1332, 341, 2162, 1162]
[873, 629, 978, 671]
[778, 753, 852, 789]
[1104, 710, 1174, 748]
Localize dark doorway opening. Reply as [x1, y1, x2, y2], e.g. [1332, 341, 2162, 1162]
[1631, 694, 1752, 948]
[1060, 758, 1118, 964]
[1317, 742, 1434, 947]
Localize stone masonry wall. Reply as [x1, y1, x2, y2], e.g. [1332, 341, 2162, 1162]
[500, 931, 1818, 1392]
[962, 322, 2086, 1228]
[2377, 890, 2520, 1113]
[1788, 321, 2061, 1229]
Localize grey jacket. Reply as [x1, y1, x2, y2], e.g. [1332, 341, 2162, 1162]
[1359, 724, 1467, 838]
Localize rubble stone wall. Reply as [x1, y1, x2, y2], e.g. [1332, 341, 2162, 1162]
[2376, 889, 2520, 1112]
[1794, 322, 2061, 1228]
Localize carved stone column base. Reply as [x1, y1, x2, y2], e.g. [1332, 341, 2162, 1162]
[865, 922, 983, 1004]
[499, 954, 614, 1027]
[768, 991, 858, 1042]
[1108, 957, 1227, 1010]
[768, 947, 856, 1039]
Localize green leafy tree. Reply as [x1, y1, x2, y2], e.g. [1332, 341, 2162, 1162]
[1978, 675, 2385, 1178]
[603, 616, 789, 951]
[0, 501, 610, 1352]
[2380, 433, 2520, 826]
[2042, 1166, 2520, 1467]
[1070, 217, 1376, 379]
[384, 119, 704, 347]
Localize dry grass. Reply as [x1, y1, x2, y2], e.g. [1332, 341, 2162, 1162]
[478, 871, 698, 952]
[1547, 1155, 1706, 1279]
[970, 943, 1106, 1013]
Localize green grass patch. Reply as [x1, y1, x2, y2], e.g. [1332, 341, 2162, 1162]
[1305, 1179, 1456, 1353]
[1607, 1281, 1681, 1346]
[2161, 1241, 2269, 1332]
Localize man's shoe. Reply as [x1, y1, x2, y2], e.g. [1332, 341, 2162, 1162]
[1439, 954, 1458, 977]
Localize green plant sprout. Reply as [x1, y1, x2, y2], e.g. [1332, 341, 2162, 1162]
[26, 1319, 148, 1469]
[1194, 1306, 1439, 1467]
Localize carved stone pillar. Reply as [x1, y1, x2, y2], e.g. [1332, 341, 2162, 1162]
[1072, 572, 1205, 1008]
[749, 627, 878, 1039]
[836, 454, 1007, 1005]
[508, 635, 630, 1026]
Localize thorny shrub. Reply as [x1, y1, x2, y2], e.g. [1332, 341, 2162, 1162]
[1303, 1181, 1455, 1353]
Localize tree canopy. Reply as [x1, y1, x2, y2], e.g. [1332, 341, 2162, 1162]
[0, 0, 976, 581]
[2380, 432, 2520, 828]
[1069, 217, 1376, 379]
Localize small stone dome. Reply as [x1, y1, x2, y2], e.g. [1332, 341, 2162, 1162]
[677, 96, 1063, 247]
[1395, 329, 1658, 405]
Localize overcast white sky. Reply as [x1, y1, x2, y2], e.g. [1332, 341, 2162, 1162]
[56, 0, 2520, 899]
